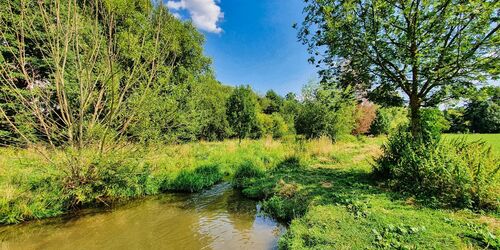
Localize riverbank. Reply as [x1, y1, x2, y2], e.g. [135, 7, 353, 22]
[234, 136, 500, 249]
[1, 136, 499, 249]
[0, 138, 293, 224]
[0, 182, 285, 249]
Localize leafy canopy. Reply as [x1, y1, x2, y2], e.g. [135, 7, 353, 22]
[299, 0, 499, 135]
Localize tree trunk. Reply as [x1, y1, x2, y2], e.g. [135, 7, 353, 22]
[409, 95, 422, 138]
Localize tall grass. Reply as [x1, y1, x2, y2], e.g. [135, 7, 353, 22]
[0, 138, 294, 224]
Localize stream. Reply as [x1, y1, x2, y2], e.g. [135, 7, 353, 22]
[0, 183, 285, 250]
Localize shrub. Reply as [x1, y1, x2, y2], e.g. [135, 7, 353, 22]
[420, 108, 450, 141]
[63, 157, 155, 206]
[370, 107, 408, 135]
[374, 128, 499, 210]
[370, 109, 391, 135]
[262, 194, 308, 222]
[257, 113, 289, 139]
[353, 101, 377, 135]
[232, 161, 266, 189]
[170, 164, 223, 192]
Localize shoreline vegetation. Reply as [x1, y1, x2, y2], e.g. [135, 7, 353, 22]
[1, 135, 499, 248]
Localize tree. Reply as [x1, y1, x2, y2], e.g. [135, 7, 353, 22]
[464, 87, 500, 133]
[443, 108, 469, 133]
[353, 100, 377, 135]
[370, 109, 391, 135]
[295, 81, 357, 140]
[194, 77, 232, 141]
[0, 0, 214, 147]
[226, 85, 258, 143]
[299, 0, 500, 137]
[263, 90, 283, 114]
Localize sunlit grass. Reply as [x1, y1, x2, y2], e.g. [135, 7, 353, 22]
[444, 134, 500, 155]
[1, 135, 498, 249]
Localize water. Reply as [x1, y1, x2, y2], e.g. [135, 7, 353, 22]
[0, 183, 285, 250]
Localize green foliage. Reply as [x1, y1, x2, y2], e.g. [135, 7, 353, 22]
[262, 194, 308, 221]
[170, 164, 223, 192]
[375, 128, 499, 210]
[444, 108, 470, 133]
[295, 82, 357, 140]
[299, 0, 500, 137]
[232, 161, 266, 189]
[194, 78, 232, 141]
[370, 109, 391, 135]
[465, 88, 500, 133]
[64, 157, 156, 206]
[370, 107, 409, 135]
[420, 108, 450, 141]
[262, 90, 283, 114]
[226, 85, 259, 142]
[0, 0, 224, 145]
[256, 113, 289, 139]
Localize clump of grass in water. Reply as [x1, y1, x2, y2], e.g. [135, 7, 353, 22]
[170, 164, 223, 192]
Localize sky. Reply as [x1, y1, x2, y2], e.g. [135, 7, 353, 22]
[166, 0, 317, 96]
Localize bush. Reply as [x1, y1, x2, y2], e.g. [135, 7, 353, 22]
[370, 107, 408, 135]
[353, 101, 377, 135]
[63, 157, 155, 206]
[257, 113, 289, 139]
[170, 164, 223, 192]
[374, 128, 499, 210]
[370, 109, 390, 135]
[232, 161, 266, 189]
[262, 194, 308, 221]
[420, 108, 450, 141]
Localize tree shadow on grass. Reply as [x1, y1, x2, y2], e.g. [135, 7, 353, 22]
[238, 157, 405, 222]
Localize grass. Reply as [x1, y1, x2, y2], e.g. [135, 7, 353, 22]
[1, 134, 499, 249]
[444, 133, 500, 154]
[233, 135, 499, 249]
[0, 138, 294, 224]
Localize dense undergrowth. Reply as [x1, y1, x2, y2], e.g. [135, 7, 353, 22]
[375, 129, 500, 211]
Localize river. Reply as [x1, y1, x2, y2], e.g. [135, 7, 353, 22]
[0, 183, 285, 250]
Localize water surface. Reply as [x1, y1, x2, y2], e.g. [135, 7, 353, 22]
[0, 183, 284, 250]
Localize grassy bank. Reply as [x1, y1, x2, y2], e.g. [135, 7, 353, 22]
[0, 138, 293, 224]
[234, 136, 499, 249]
[1, 135, 499, 249]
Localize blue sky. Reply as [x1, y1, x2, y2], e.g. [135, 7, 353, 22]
[166, 0, 317, 96]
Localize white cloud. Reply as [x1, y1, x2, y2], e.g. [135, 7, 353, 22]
[166, 0, 224, 33]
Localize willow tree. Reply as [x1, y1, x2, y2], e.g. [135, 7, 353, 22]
[0, 0, 183, 150]
[299, 0, 500, 136]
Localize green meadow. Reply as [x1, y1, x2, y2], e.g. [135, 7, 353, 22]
[1, 135, 498, 248]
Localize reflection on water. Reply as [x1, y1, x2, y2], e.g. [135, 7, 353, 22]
[0, 183, 285, 250]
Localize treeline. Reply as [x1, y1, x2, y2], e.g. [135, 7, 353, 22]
[1, 0, 499, 150]
[443, 86, 500, 134]
[0, 0, 398, 148]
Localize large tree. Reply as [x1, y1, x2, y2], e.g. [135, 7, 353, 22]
[299, 0, 500, 136]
